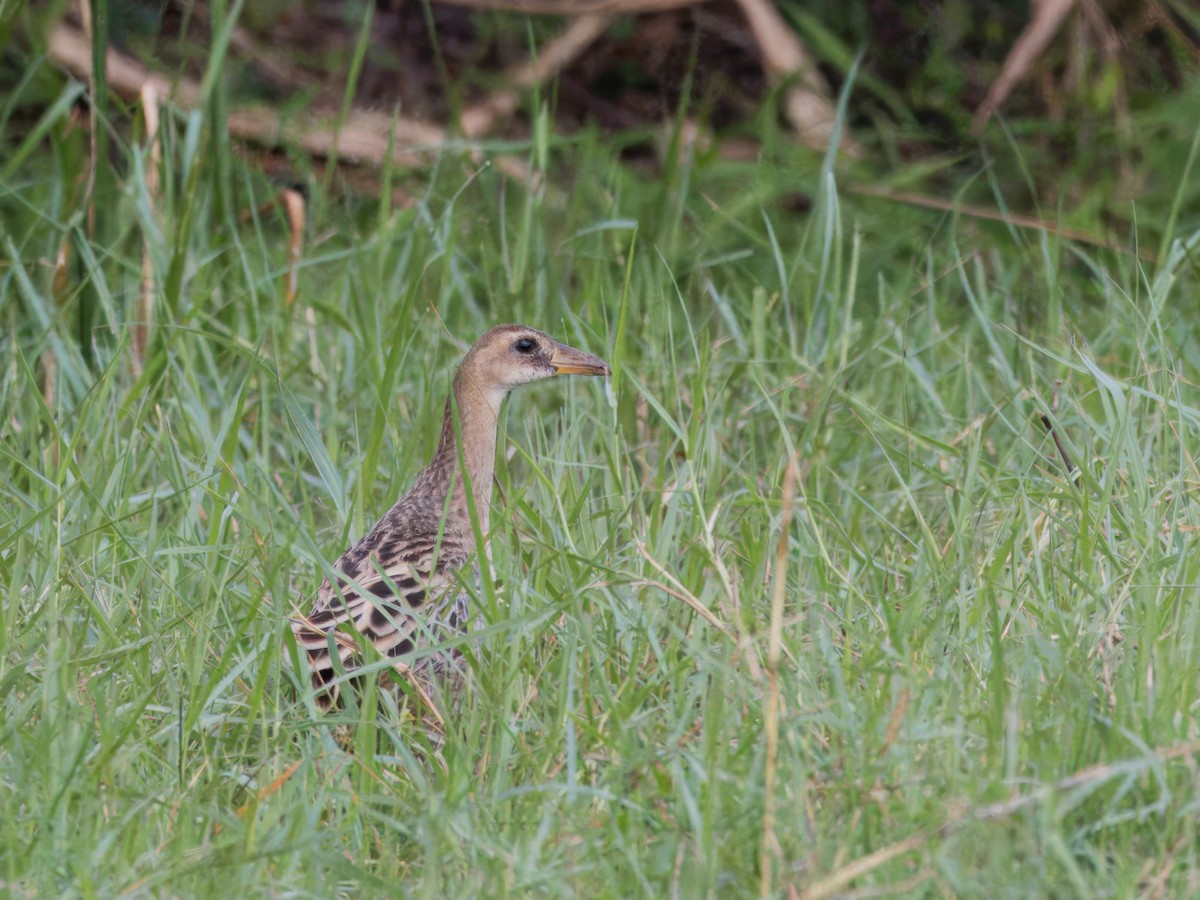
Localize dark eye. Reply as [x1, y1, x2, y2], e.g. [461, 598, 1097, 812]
[514, 338, 536, 354]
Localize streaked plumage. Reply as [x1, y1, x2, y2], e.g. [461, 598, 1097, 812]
[291, 324, 609, 707]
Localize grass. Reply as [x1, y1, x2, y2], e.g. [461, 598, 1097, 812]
[4, 31, 1200, 898]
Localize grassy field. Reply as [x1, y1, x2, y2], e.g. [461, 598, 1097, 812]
[4, 38, 1200, 897]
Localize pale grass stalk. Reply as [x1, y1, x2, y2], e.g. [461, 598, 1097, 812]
[761, 454, 798, 897]
[282, 187, 305, 306]
[134, 81, 160, 376]
[800, 739, 1200, 899]
[691, 489, 764, 678]
[633, 539, 730, 635]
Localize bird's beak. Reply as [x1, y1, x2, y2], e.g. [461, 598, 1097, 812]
[550, 342, 611, 377]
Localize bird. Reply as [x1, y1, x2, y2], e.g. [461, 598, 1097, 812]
[290, 323, 609, 709]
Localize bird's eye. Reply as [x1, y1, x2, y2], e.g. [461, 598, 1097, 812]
[514, 338, 536, 354]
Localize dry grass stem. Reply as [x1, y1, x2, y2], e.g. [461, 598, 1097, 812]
[760, 453, 798, 897]
[134, 81, 160, 376]
[801, 739, 1200, 899]
[848, 184, 1155, 261]
[633, 539, 730, 635]
[394, 662, 447, 730]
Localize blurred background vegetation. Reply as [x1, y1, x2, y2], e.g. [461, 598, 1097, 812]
[3, 0, 1198, 371]
[4, 0, 1199, 227]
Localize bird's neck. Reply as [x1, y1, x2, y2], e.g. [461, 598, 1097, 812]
[418, 368, 506, 540]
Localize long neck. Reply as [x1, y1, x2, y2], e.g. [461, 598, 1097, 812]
[414, 368, 505, 540]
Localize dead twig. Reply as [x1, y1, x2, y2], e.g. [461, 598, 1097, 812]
[460, 14, 613, 139]
[732, 0, 858, 156]
[1039, 413, 1079, 480]
[50, 20, 191, 105]
[436, 0, 855, 156]
[432, 0, 700, 12]
[847, 184, 1156, 262]
[1137, 830, 1191, 900]
[972, 0, 1079, 136]
[633, 539, 730, 635]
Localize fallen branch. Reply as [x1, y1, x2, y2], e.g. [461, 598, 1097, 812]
[460, 14, 614, 139]
[432, 0, 700, 12]
[972, 0, 1078, 136]
[49, 22, 192, 105]
[732, 0, 859, 156]
[249, 149, 418, 210]
[444, 0, 855, 155]
[47, 23, 534, 183]
[188, 0, 327, 100]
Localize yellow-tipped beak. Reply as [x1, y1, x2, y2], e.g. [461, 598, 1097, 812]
[550, 343, 610, 377]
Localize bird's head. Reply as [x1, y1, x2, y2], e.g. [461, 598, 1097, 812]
[459, 324, 610, 394]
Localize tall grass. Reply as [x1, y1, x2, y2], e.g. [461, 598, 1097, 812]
[3, 22, 1200, 898]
